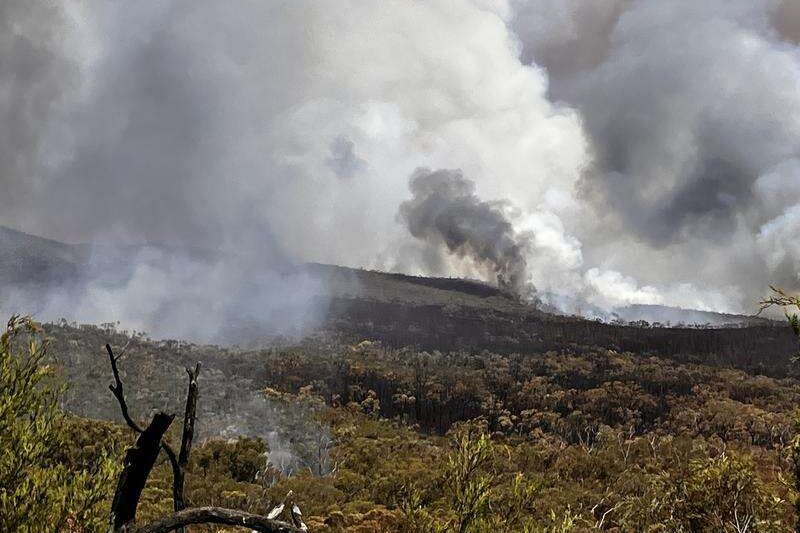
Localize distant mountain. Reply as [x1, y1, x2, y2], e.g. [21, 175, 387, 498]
[0, 225, 89, 286]
[611, 303, 770, 327]
[0, 224, 773, 327]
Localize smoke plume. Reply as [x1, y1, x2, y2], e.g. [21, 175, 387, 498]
[399, 168, 533, 296]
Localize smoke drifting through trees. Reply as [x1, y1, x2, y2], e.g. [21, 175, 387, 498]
[0, 237, 329, 344]
[400, 169, 534, 297]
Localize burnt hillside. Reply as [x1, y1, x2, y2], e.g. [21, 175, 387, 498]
[322, 297, 796, 377]
[305, 263, 795, 376]
[1, 225, 795, 376]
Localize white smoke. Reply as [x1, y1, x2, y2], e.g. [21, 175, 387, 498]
[2, 0, 800, 329]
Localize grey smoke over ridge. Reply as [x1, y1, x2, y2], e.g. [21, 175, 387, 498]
[2, 0, 800, 328]
[0, 236, 328, 343]
[399, 168, 533, 296]
[0, 0, 589, 331]
[567, 0, 800, 244]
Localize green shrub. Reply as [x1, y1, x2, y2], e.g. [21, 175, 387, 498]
[0, 316, 120, 533]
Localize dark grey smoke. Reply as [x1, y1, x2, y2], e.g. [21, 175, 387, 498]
[774, 0, 800, 44]
[399, 168, 533, 296]
[0, 0, 78, 222]
[509, 0, 800, 304]
[510, 0, 629, 91]
[527, 0, 798, 245]
[327, 136, 366, 180]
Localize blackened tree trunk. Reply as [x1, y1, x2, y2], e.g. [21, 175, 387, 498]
[173, 363, 200, 533]
[111, 412, 175, 531]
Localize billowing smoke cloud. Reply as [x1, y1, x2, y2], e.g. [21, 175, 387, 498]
[505, 0, 800, 313]
[0, 0, 333, 340]
[3, 0, 800, 329]
[0, 0, 81, 216]
[509, 0, 629, 87]
[399, 168, 533, 296]
[567, 1, 800, 245]
[0, 0, 590, 333]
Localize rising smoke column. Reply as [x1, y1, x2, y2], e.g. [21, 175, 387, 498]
[399, 168, 534, 297]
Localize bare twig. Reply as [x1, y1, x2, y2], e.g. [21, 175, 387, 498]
[179, 363, 201, 466]
[173, 363, 201, 526]
[107, 344, 143, 433]
[758, 285, 800, 315]
[105, 345, 296, 533]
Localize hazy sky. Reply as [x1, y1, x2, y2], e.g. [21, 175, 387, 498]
[2, 0, 800, 316]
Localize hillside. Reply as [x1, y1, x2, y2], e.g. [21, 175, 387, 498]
[5, 225, 800, 530]
[0, 225, 89, 286]
[1, 224, 795, 377]
[0, 224, 767, 323]
[4, 224, 795, 431]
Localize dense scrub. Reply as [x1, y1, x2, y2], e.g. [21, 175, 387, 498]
[4, 319, 798, 531]
[290, 410, 792, 531]
[264, 341, 799, 443]
[325, 298, 797, 377]
[0, 317, 120, 532]
[63, 399, 794, 531]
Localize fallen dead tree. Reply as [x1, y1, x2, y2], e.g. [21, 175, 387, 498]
[131, 507, 303, 533]
[104, 344, 306, 533]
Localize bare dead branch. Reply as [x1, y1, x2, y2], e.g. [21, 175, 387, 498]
[105, 346, 297, 533]
[130, 507, 303, 533]
[173, 362, 200, 527]
[107, 344, 143, 433]
[758, 285, 800, 314]
[162, 443, 185, 514]
[106, 344, 184, 516]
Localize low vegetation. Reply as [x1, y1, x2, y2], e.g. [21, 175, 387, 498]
[0, 316, 119, 533]
[2, 285, 800, 531]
